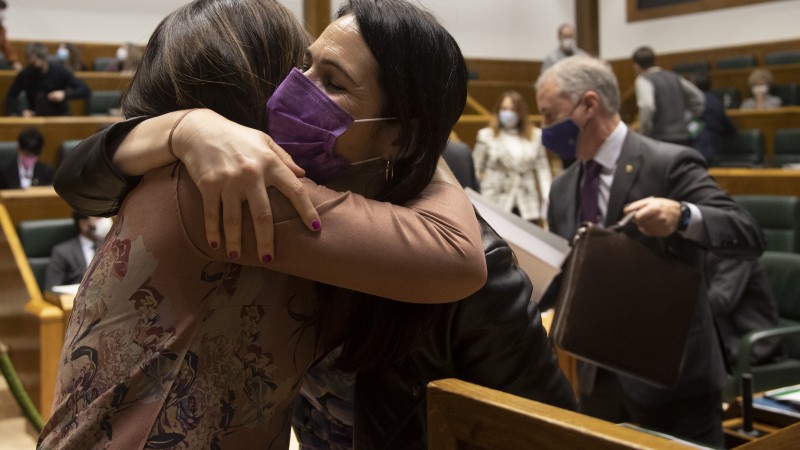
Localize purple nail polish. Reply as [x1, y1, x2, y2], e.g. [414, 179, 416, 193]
[262, 254, 273, 264]
[312, 219, 321, 231]
[229, 251, 239, 260]
[210, 241, 219, 249]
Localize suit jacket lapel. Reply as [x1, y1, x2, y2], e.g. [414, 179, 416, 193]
[605, 133, 643, 226]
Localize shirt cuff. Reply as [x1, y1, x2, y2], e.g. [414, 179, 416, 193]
[681, 202, 706, 241]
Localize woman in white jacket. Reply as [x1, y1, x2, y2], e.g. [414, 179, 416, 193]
[473, 90, 553, 224]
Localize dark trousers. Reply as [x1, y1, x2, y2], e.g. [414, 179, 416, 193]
[579, 368, 724, 448]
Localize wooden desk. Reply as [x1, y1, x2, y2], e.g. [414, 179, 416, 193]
[709, 167, 800, 197]
[468, 80, 538, 115]
[726, 107, 800, 166]
[0, 187, 73, 225]
[0, 116, 120, 168]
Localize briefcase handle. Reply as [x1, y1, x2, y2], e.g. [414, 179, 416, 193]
[572, 210, 637, 246]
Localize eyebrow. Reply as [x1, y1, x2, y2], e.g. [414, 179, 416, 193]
[306, 47, 358, 86]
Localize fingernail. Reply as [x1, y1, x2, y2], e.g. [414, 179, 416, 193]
[229, 251, 239, 260]
[311, 219, 321, 231]
[262, 254, 273, 264]
[210, 241, 219, 249]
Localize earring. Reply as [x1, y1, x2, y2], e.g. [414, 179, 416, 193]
[385, 159, 394, 183]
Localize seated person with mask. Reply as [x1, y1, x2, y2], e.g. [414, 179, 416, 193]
[0, 127, 55, 189]
[44, 212, 113, 292]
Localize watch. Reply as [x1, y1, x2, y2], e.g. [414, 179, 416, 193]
[677, 202, 691, 231]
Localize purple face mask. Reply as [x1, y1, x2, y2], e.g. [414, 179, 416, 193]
[266, 68, 354, 184]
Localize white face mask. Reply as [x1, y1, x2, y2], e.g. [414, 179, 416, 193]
[560, 38, 575, 52]
[56, 46, 70, 61]
[90, 217, 114, 242]
[116, 46, 128, 61]
[752, 84, 768, 96]
[498, 110, 519, 129]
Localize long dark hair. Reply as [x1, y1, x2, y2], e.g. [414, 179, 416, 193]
[329, 0, 470, 371]
[121, 0, 309, 131]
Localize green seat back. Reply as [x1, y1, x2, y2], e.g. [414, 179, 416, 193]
[87, 90, 122, 116]
[0, 141, 17, 169]
[716, 55, 756, 70]
[93, 57, 116, 72]
[770, 83, 799, 107]
[16, 218, 77, 291]
[710, 88, 740, 109]
[671, 61, 709, 75]
[765, 50, 800, 66]
[712, 129, 764, 167]
[733, 195, 800, 253]
[774, 128, 800, 167]
[59, 139, 83, 165]
[760, 252, 800, 355]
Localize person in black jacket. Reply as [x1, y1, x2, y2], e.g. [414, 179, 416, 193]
[293, 215, 576, 450]
[5, 42, 90, 117]
[0, 127, 54, 188]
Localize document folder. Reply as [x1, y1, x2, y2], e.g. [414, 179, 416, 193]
[466, 188, 570, 303]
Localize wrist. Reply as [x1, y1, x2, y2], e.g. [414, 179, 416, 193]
[677, 201, 691, 232]
[169, 109, 199, 161]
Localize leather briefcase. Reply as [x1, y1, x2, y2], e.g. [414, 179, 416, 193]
[551, 218, 701, 388]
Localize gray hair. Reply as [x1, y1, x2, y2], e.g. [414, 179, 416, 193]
[535, 55, 620, 114]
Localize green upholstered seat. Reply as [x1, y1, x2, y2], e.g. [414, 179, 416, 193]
[716, 55, 756, 70]
[16, 218, 78, 292]
[733, 195, 800, 254]
[712, 129, 764, 168]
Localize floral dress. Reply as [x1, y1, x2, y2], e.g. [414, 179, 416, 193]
[38, 165, 321, 449]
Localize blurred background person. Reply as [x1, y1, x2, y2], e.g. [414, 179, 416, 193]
[740, 68, 782, 110]
[473, 90, 552, 225]
[55, 42, 87, 72]
[0, 127, 54, 188]
[43, 212, 113, 292]
[5, 42, 91, 116]
[541, 23, 586, 73]
[103, 42, 142, 73]
[632, 45, 705, 146]
[0, 0, 20, 70]
[687, 71, 736, 164]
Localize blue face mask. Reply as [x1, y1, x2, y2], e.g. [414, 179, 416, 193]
[541, 118, 580, 161]
[540, 97, 585, 161]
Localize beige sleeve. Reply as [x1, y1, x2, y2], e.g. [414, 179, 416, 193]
[176, 160, 488, 304]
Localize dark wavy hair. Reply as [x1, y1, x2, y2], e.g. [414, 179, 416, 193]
[329, 0, 469, 370]
[121, 0, 309, 131]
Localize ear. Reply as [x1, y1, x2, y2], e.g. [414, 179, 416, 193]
[584, 91, 601, 115]
[378, 120, 405, 161]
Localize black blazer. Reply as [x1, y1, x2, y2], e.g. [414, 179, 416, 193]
[0, 159, 55, 189]
[547, 130, 765, 404]
[44, 236, 88, 292]
[351, 217, 577, 449]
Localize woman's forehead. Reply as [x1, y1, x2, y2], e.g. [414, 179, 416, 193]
[311, 15, 378, 76]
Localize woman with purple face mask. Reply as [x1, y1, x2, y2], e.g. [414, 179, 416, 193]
[473, 91, 554, 226]
[43, 0, 485, 448]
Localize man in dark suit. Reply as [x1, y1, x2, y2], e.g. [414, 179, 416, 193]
[536, 56, 765, 446]
[0, 127, 55, 189]
[44, 212, 112, 292]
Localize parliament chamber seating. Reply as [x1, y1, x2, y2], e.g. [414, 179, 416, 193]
[723, 252, 800, 401]
[87, 90, 122, 116]
[16, 218, 77, 292]
[771, 83, 799, 106]
[92, 56, 117, 72]
[711, 87, 741, 109]
[713, 129, 765, 168]
[774, 128, 800, 167]
[672, 60, 709, 75]
[716, 55, 756, 70]
[764, 50, 800, 66]
[58, 139, 82, 165]
[732, 195, 800, 253]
